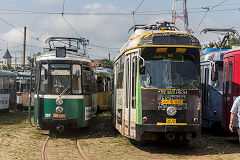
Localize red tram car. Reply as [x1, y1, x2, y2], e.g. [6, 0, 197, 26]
[223, 48, 240, 131]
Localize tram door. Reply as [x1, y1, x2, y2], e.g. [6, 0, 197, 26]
[125, 52, 137, 137]
[223, 57, 234, 130]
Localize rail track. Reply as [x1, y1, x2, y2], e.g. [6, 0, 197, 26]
[41, 131, 88, 160]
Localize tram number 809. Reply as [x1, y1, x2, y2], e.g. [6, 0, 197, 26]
[166, 118, 176, 124]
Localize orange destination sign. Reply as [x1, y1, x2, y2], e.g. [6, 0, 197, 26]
[161, 99, 183, 105]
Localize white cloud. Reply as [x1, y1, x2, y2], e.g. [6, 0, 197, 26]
[35, 3, 131, 58]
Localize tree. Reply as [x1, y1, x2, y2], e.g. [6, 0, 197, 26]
[98, 59, 113, 69]
[203, 36, 240, 50]
[27, 56, 34, 65]
[2, 64, 13, 70]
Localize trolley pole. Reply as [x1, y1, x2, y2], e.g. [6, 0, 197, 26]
[22, 26, 26, 70]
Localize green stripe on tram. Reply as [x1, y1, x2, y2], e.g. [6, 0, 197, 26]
[136, 55, 142, 125]
[34, 98, 84, 126]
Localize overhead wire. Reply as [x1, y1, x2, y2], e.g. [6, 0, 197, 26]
[0, 16, 45, 45]
[0, 1, 239, 16]
[194, 0, 229, 33]
[61, 0, 119, 57]
[0, 6, 240, 16]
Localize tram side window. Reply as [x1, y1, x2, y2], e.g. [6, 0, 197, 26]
[204, 68, 209, 106]
[107, 77, 110, 91]
[223, 62, 227, 94]
[40, 64, 48, 94]
[0, 78, 9, 94]
[72, 64, 82, 94]
[117, 56, 125, 89]
[82, 66, 94, 94]
[97, 77, 104, 92]
[228, 61, 233, 94]
[132, 56, 137, 109]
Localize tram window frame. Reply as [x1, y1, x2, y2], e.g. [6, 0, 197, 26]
[223, 62, 227, 94]
[97, 76, 104, 92]
[82, 65, 95, 94]
[204, 68, 209, 106]
[49, 64, 71, 95]
[132, 56, 137, 109]
[228, 61, 233, 94]
[126, 58, 129, 108]
[117, 55, 125, 89]
[72, 64, 82, 94]
[107, 77, 111, 92]
[40, 63, 49, 94]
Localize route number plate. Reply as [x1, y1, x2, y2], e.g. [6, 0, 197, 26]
[166, 118, 176, 124]
[53, 114, 66, 118]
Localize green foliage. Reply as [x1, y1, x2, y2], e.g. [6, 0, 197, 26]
[36, 52, 41, 56]
[98, 59, 113, 69]
[27, 56, 34, 65]
[230, 37, 240, 46]
[203, 36, 240, 50]
[2, 64, 13, 70]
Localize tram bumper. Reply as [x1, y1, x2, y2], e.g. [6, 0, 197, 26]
[135, 124, 201, 141]
[41, 118, 78, 128]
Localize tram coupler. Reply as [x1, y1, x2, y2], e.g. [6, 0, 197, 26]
[56, 124, 64, 133]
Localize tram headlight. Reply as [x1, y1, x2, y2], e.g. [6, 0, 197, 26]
[56, 106, 63, 114]
[166, 107, 177, 116]
[56, 98, 63, 106]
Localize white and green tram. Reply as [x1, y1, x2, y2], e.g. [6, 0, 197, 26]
[112, 22, 201, 142]
[34, 37, 95, 132]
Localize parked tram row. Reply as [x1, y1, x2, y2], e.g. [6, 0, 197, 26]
[1, 22, 239, 143]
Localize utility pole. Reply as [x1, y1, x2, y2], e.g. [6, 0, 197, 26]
[108, 53, 111, 61]
[22, 26, 26, 69]
[172, 0, 189, 31]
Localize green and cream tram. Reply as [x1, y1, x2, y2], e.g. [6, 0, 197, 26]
[34, 37, 95, 132]
[112, 22, 201, 142]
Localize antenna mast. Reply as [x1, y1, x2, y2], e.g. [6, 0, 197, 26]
[172, 0, 189, 31]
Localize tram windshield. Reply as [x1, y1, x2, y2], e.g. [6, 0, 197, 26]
[212, 62, 223, 91]
[39, 62, 93, 95]
[50, 65, 71, 95]
[141, 52, 199, 89]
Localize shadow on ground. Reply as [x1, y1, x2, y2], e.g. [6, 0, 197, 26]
[0, 109, 32, 126]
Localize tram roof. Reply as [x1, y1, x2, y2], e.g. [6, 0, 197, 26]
[114, 28, 200, 62]
[94, 68, 113, 75]
[36, 50, 91, 63]
[0, 70, 16, 78]
[17, 71, 35, 77]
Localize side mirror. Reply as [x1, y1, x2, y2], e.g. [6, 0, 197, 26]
[211, 63, 218, 81]
[44, 69, 48, 80]
[140, 65, 146, 75]
[139, 56, 145, 75]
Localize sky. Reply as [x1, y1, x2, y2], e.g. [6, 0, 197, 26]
[0, 0, 239, 62]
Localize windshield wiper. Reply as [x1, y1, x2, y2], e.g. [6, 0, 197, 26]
[59, 85, 70, 97]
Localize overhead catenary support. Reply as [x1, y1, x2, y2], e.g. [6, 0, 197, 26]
[172, 0, 189, 31]
[22, 26, 26, 68]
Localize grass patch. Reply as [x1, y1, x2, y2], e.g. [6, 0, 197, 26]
[98, 111, 112, 117]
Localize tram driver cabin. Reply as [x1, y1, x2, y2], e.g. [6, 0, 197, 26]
[112, 22, 201, 142]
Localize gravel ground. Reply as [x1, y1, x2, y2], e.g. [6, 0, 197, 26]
[0, 109, 239, 160]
